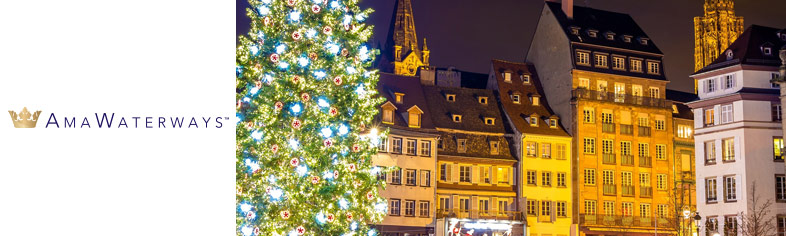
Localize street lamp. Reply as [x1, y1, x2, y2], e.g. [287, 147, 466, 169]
[692, 212, 701, 236]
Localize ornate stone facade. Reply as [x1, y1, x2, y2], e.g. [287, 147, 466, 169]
[383, 0, 430, 76]
[694, 0, 744, 75]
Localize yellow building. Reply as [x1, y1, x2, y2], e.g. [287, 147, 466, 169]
[694, 0, 744, 92]
[666, 90, 697, 236]
[382, 0, 430, 76]
[527, 2, 678, 235]
[487, 60, 575, 235]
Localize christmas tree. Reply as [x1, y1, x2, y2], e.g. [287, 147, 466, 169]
[235, 0, 385, 235]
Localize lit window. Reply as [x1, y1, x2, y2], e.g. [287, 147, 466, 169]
[704, 108, 715, 126]
[605, 32, 615, 40]
[630, 59, 642, 72]
[649, 87, 660, 98]
[503, 72, 512, 83]
[497, 167, 509, 184]
[407, 108, 422, 128]
[647, 61, 660, 74]
[722, 138, 735, 162]
[526, 142, 537, 157]
[490, 141, 500, 155]
[583, 138, 595, 154]
[579, 78, 590, 88]
[613, 56, 625, 70]
[724, 175, 737, 201]
[705, 141, 716, 165]
[595, 54, 608, 68]
[531, 96, 540, 106]
[576, 51, 590, 66]
[587, 30, 598, 38]
[382, 108, 394, 124]
[457, 139, 467, 153]
[394, 93, 404, 104]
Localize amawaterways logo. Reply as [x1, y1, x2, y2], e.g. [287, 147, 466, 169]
[9, 107, 228, 129]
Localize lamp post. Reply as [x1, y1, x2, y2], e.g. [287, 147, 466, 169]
[692, 212, 701, 236]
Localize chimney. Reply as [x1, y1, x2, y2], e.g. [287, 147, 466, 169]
[562, 0, 573, 19]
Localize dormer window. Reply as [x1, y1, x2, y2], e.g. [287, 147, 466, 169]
[780, 31, 786, 41]
[570, 26, 580, 35]
[587, 29, 598, 38]
[503, 72, 512, 83]
[530, 95, 540, 106]
[623, 35, 633, 43]
[638, 37, 649, 45]
[394, 92, 404, 104]
[452, 114, 462, 123]
[764, 47, 772, 56]
[605, 32, 615, 40]
[478, 96, 488, 105]
[529, 114, 539, 127]
[726, 50, 734, 60]
[407, 106, 423, 128]
[672, 104, 679, 114]
[490, 141, 500, 155]
[484, 117, 496, 125]
[381, 101, 397, 125]
[512, 94, 521, 104]
[446, 94, 456, 102]
[521, 75, 531, 84]
[549, 118, 558, 128]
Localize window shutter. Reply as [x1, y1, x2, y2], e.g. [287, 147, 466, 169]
[452, 164, 458, 183]
[452, 195, 459, 211]
[702, 80, 707, 93]
[491, 197, 498, 213]
[472, 166, 479, 184]
[491, 167, 498, 185]
[509, 167, 514, 185]
[551, 201, 556, 222]
[535, 200, 540, 222]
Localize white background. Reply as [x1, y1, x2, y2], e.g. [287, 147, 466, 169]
[0, 0, 234, 235]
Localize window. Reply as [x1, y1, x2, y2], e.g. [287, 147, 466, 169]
[459, 166, 471, 183]
[775, 138, 784, 161]
[446, 94, 456, 102]
[721, 104, 733, 124]
[390, 199, 401, 215]
[420, 170, 430, 187]
[526, 142, 537, 157]
[601, 112, 613, 124]
[584, 138, 595, 154]
[478, 96, 488, 104]
[378, 137, 388, 152]
[631, 59, 642, 72]
[480, 166, 491, 184]
[438, 138, 444, 150]
[405, 169, 417, 185]
[722, 138, 735, 162]
[657, 205, 668, 218]
[457, 139, 467, 153]
[503, 72, 512, 83]
[584, 200, 597, 215]
[606, 32, 615, 40]
[527, 170, 537, 185]
[529, 115, 539, 126]
[583, 107, 595, 123]
[382, 108, 394, 124]
[602, 139, 613, 154]
[595, 54, 608, 68]
[621, 141, 632, 156]
[579, 78, 590, 88]
[439, 163, 451, 182]
[419, 201, 429, 217]
[438, 196, 450, 211]
[778, 216, 786, 236]
[584, 169, 596, 185]
[512, 94, 521, 104]
[655, 120, 665, 130]
[408, 111, 421, 128]
[419, 141, 431, 156]
[588, 30, 598, 38]
[622, 202, 633, 216]
[490, 141, 499, 155]
[576, 51, 590, 65]
[531, 96, 540, 106]
[706, 178, 718, 202]
[677, 125, 692, 138]
[705, 141, 716, 164]
[725, 215, 738, 236]
[656, 174, 667, 190]
[405, 139, 416, 155]
[557, 202, 567, 217]
[706, 217, 718, 233]
[557, 172, 566, 187]
[724, 176, 737, 202]
[556, 144, 567, 160]
[623, 35, 633, 43]
[639, 203, 651, 217]
[774, 104, 782, 121]
[541, 200, 551, 216]
[541, 143, 552, 158]
[723, 74, 735, 89]
[603, 201, 615, 216]
[459, 198, 470, 213]
[764, 47, 773, 55]
[527, 200, 538, 215]
[478, 198, 489, 215]
[638, 143, 649, 158]
[613, 56, 625, 70]
[404, 200, 415, 216]
[649, 87, 660, 98]
[391, 168, 402, 184]
[656, 144, 667, 160]
[598, 80, 608, 93]
[704, 108, 715, 126]
[647, 61, 660, 74]
[777, 175, 786, 201]
[452, 114, 462, 123]
[542, 172, 552, 187]
[497, 167, 510, 184]
[632, 85, 643, 97]
[550, 119, 558, 128]
[638, 116, 650, 127]
[498, 200, 509, 215]
[377, 166, 387, 181]
[772, 73, 781, 88]
[640, 173, 651, 187]
[522, 75, 531, 84]
[392, 138, 403, 153]
[706, 78, 717, 93]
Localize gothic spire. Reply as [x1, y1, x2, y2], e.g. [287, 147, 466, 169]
[386, 0, 420, 61]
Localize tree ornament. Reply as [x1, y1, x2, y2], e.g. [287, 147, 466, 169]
[323, 138, 333, 148]
[333, 76, 342, 85]
[292, 31, 302, 41]
[301, 92, 311, 102]
[246, 211, 256, 220]
[281, 210, 291, 220]
[352, 144, 360, 152]
[346, 212, 353, 221]
[287, 0, 297, 7]
[292, 76, 301, 84]
[274, 101, 284, 111]
[270, 53, 280, 63]
[296, 226, 306, 235]
[329, 107, 338, 116]
[322, 26, 332, 35]
[341, 48, 349, 57]
[236, 100, 243, 109]
[265, 186, 272, 193]
[326, 213, 335, 222]
[343, 24, 353, 31]
[264, 16, 271, 26]
[366, 191, 374, 200]
[311, 5, 321, 13]
[254, 227, 260, 235]
[308, 52, 317, 60]
[311, 176, 320, 184]
[333, 170, 339, 179]
[271, 144, 279, 153]
[290, 158, 299, 167]
[348, 163, 356, 172]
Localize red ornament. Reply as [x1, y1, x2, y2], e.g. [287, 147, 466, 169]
[311, 176, 320, 184]
[301, 92, 311, 102]
[246, 211, 255, 220]
[341, 48, 349, 57]
[254, 227, 260, 235]
[308, 52, 317, 60]
[263, 17, 271, 25]
[348, 163, 356, 172]
[326, 213, 335, 222]
[311, 5, 321, 13]
[280, 210, 291, 220]
[366, 191, 374, 200]
[292, 31, 302, 40]
[265, 186, 272, 193]
[329, 107, 338, 116]
[254, 80, 263, 88]
[352, 144, 361, 152]
[270, 53, 280, 63]
[291, 118, 302, 129]
[290, 158, 299, 167]
[274, 101, 284, 111]
[296, 226, 306, 235]
[287, 0, 297, 7]
[323, 139, 333, 148]
[322, 26, 332, 35]
[271, 144, 279, 154]
[333, 76, 342, 85]
[292, 76, 301, 84]
[333, 170, 339, 179]
[346, 212, 353, 221]
[343, 24, 353, 31]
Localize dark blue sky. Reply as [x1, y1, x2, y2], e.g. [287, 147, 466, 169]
[237, 0, 786, 93]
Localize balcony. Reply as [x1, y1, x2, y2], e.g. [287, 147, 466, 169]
[603, 153, 616, 164]
[579, 214, 670, 228]
[572, 88, 671, 108]
[603, 184, 617, 195]
[621, 155, 634, 166]
[602, 123, 616, 133]
[620, 124, 633, 135]
[621, 185, 635, 196]
[638, 126, 651, 137]
[639, 155, 652, 168]
[640, 186, 653, 198]
[435, 208, 524, 221]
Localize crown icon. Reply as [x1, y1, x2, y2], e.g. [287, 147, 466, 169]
[8, 107, 42, 128]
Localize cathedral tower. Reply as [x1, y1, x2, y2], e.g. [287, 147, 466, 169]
[694, 0, 744, 91]
[383, 0, 430, 76]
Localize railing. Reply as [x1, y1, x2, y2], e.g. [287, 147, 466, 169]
[621, 185, 635, 196]
[620, 124, 633, 135]
[603, 153, 616, 164]
[621, 155, 634, 166]
[572, 88, 671, 108]
[603, 184, 616, 195]
[638, 126, 651, 137]
[639, 155, 652, 168]
[579, 214, 671, 228]
[435, 209, 524, 221]
[640, 186, 653, 198]
[602, 123, 616, 133]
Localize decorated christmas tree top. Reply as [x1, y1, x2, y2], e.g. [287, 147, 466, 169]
[235, 0, 385, 235]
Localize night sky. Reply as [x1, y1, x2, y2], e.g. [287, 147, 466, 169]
[237, 0, 786, 93]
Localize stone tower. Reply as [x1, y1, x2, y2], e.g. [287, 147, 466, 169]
[383, 0, 430, 76]
[694, 0, 744, 91]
